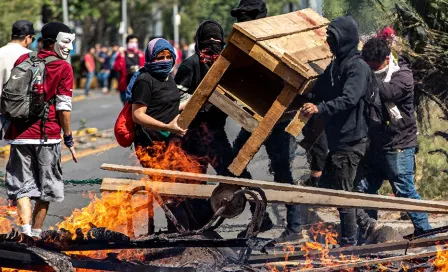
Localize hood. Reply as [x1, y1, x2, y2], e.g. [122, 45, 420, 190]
[231, 0, 267, 22]
[194, 20, 225, 53]
[327, 16, 359, 59]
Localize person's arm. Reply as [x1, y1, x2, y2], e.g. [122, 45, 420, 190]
[174, 63, 193, 110]
[56, 65, 77, 162]
[132, 104, 186, 136]
[378, 68, 413, 102]
[315, 61, 368, 116]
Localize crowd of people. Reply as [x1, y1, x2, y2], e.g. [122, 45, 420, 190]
[81, 37, 195, 102]
[0, 0, 431, 247]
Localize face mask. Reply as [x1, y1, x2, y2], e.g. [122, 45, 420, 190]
[127, 42, 138, 53]
[54, 32, 75, 60]
[144, 60, 173, 79]
[200, 40, 223, 55]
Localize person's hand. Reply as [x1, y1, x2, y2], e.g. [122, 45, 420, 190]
[302, 103, 319, 117]
[69, 146, 78, 163]
[167, 115, 187, 137]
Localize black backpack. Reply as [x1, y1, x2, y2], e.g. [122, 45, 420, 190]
[364, 69, 384, 130]
[0, 51, 59, 141]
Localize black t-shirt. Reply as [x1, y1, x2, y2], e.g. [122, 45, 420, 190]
[125, 54, 140, 83]
[131, 72, 180, 146]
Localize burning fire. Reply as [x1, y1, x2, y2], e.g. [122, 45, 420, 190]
[433, 245, 448, 270]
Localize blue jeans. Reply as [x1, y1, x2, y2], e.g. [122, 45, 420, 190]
[357, 147, 431, 235]
[97, 71, 110, 88]
[233, 121, 301, 232]
[85, 72, 95, 95]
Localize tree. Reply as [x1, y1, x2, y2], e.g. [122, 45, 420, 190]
[0, 0, 41, 45]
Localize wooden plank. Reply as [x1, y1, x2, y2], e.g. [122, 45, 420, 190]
[100, 164, 448, 213]
[208, 88, 259, 133]
[101, 178, 448, 213]
[229, 30, 304, 89]
[228, 84, 299, 175]
[299, 250, 439, 272]
[284, 79, 317, 137]
[290, 45, 332, 64]
[216, 87, 263, 121]
[178, 43, 240, 129]
[251, 235, 448, 264]
[233, 9, 328, 42]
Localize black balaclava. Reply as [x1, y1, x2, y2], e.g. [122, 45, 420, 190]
[326, 16, 360, 59]
[231, 0, 267, 22]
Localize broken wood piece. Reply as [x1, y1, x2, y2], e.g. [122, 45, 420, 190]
[100, 165, 448, 213]
[208, 89, 259, 133]
[250, 235, 448, 264]
[298, 250, 439, 272]
[228, 84, 299, 175]
[178, 43, 240, 129]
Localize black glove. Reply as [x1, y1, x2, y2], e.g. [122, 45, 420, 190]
[64, 134, 74, 148]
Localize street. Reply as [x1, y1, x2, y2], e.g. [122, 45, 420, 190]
[1, 90, 310, 234]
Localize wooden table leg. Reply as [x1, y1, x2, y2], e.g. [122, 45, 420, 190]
[228, 84, 299, 176]
[178, 43, 240, 129]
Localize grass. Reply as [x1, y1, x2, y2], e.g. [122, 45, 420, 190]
[379, 103, 448, 199]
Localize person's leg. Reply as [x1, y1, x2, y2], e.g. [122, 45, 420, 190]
[321, 142, 367, 246]
[85, 72, 94, 96]
[305, 132, 328, 187]
[5, 145, 41, 235]
[35, 144, 64, 236]
[32, 200, 49, 230]
[386, 148, 431, 235]
[264, 122, 301, 239]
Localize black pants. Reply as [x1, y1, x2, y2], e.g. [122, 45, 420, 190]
[176, 115, 235, 230]
[233, 121, 301, 232]
[319, 139, 368, 246]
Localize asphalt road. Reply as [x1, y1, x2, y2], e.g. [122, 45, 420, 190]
[1, 90, 310, 233]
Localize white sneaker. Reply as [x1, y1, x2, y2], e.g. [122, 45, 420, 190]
[31, 229, 42, 238]
[20, 224, 32, 236]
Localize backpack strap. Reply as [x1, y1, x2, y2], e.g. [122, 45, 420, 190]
[40, 97, 56, 142]
[44, 56, 60, 64]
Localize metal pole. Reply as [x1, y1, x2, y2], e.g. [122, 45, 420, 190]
[122, 0, 127, 47]
[173, 4, 179, 45]
[62, 0, 71, 63]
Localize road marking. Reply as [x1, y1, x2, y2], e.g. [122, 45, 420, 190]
[72, 95, 86, 103]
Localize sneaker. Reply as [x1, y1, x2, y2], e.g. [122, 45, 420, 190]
[275, 228, 303, 243]
[237, 213, 274, 238]
[364, 221, 383, 245]
[31, 229, 42, 238]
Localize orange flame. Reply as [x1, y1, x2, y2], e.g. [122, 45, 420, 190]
[433, 245, 448, 270]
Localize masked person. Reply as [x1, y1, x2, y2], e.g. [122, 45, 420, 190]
[174, 20, 237, 230]
[230, 0, 303, 242]
[302, 16, 371, 247]
[113, 35, 144, 105]
[355, 37, 431, 244]
[4, 22, 78, 237]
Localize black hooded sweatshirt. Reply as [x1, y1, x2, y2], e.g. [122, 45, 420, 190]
[312, 16, 370, 151]
[231, 0, 267, 22]
[175, 20, 227, 128]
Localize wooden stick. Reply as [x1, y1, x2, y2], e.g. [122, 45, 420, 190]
[100, 164, 448, 213]
[250, 235, 448, 265]
[298, 250, 438, 272]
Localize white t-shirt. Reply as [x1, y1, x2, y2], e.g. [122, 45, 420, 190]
[0, 42, 32, 97]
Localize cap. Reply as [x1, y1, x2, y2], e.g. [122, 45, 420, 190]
[12, 20, 35, 38]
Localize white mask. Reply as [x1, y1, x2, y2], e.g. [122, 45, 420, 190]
[54, 32, 75, 60]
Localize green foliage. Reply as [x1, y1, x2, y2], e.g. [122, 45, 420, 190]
[0, 0, 42, 45]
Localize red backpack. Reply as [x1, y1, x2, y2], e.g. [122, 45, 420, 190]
[114, 101, 135, 147]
